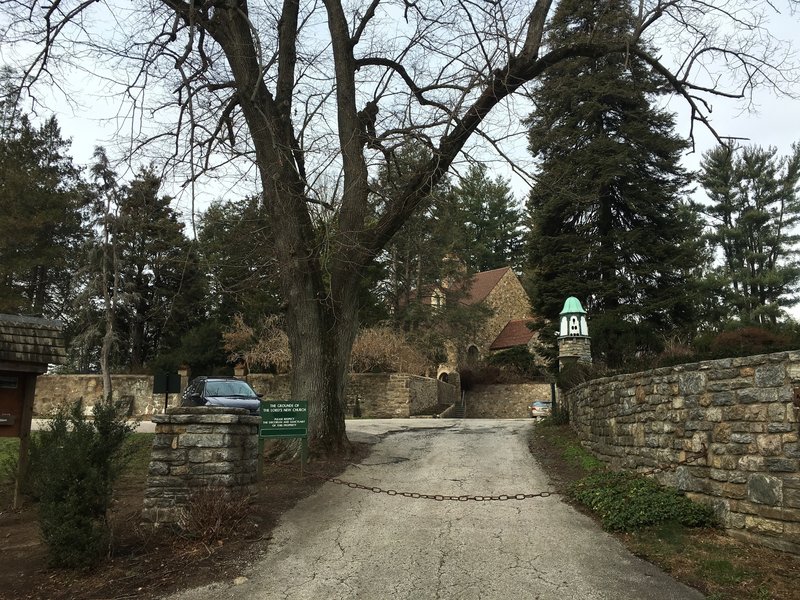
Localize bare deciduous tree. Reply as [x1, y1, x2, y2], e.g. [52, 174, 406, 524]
[2, 0, 797, 454]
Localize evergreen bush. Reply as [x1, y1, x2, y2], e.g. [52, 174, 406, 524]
[486, 346, 547, 380]
[568, 471, 717, 532]
[28, 399, 134, 569]
[707, 326, 795, 358]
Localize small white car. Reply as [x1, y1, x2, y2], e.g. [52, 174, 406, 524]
[528, 401, 552, 420]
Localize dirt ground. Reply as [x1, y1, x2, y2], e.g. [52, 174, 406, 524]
[0, 442, 370, 600]
[3, 426, 799, 600]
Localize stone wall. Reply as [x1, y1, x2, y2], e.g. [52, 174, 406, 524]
[565, 352, 800, 554]
[246, 372, 451, 418]
[343, 373, 440, 418]
[466, 383, 552, 418]
[141, 407, 260, 526]
[35, 371, 455, 420]
[246, 373, 292, 401]
[34, 374, 183, 416]
[437, 378, 458, 407]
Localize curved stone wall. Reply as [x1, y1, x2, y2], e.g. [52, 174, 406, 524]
[564, 352, 800, 554]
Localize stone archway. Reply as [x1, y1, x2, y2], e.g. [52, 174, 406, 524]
[466, 344, 480, 368]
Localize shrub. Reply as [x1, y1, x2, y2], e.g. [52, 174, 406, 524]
[486, 346, 547, 380]
[223, 314, 291, 374]
[708, 326, 794, 358]
[28, 400, 134, 569]
[549, 405, 569, 425]
[177, 486, 251, 544]
[458, 362, 550, 386]
[350, 326, 430, 375]
[459, 368, 475, 391]
[556, 362, 606, 391]
[568, 471, 717, 532]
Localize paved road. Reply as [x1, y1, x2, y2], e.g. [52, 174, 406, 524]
[170, 419, 701, 600]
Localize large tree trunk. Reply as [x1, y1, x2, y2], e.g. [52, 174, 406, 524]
[283, 278, 357, 454]
[206, 9, 354, 455]
[199, 0, 553, 455]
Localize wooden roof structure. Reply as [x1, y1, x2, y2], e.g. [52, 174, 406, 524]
[0, 314, 67, 371]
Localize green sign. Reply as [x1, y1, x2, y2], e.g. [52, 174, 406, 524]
[259, 401, 308, 438]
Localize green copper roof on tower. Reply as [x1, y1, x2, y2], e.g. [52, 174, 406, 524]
[559, 296, 586, 315]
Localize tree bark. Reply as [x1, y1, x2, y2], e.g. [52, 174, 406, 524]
[206, 7, 357, 453]
[194, 0, 559, 454]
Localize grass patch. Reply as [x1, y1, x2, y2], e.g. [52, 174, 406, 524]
[121, 432, 155, 478]
[0, 437, 20, 463]
[562, 444, 603, 472]
[535, 418, 602, 473]
[699, 558, 752, 585]
[625, 529, 778, 599]
[0, 438, 21, 506]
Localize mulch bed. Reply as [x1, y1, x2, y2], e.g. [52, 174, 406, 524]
[0, 443, 370, 600]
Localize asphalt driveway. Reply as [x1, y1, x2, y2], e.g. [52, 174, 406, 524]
[168, 419, 703, 599]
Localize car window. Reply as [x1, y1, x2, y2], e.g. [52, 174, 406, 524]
[205, 380, 256, 397]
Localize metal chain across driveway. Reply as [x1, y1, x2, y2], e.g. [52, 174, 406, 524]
[267, 444, 707, 503]
[326, 477, 553, 501]
[267, 460, 553, 501]
[171, 423, 707, 600]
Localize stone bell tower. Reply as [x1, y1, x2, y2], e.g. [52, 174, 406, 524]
[557, 296, 592, 371]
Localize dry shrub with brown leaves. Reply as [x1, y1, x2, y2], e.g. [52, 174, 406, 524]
[351, 326, 431, 375]
[223, 314, 292, 373]
[225, 318, 431, 376]
[177, 486, 251, 545]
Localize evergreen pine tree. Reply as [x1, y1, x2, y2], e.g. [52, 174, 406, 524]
[0, 103, 87, 318]
[198, 195, 281, 324]
[374, 146, 460, 320]
[372, 147, 492, 364]
[700, 143, 800, 325]
[523, 0, 705, 367]
[454, 165, 523, 272]
[114, 167, 207, 369]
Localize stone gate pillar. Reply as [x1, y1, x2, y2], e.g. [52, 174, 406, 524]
[141, 406, 260, 526]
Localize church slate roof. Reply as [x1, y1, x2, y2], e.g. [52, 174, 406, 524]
[0, 314, 67, 367]
[489, 319, 535, 351]
[462, 267, 510, 305]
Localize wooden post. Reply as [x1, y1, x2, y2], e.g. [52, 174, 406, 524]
[14, 374, 37, 509]
[257, 436, 265, 481]
[301, 437, 308, 478]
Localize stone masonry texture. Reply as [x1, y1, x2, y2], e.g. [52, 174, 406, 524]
[564, 351, 800, 554]
[474, 269, 532, 353]
[245, 373, 454, 418]
[35, 374, 182, 417]
[467, 383, 551, 418]
[140, 407, 260, 526]
[34, 372, 458, 420]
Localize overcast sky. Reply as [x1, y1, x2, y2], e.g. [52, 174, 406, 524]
[4, 2, 800, 215]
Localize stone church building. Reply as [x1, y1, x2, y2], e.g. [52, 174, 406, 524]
[416, 266, 538, 375]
